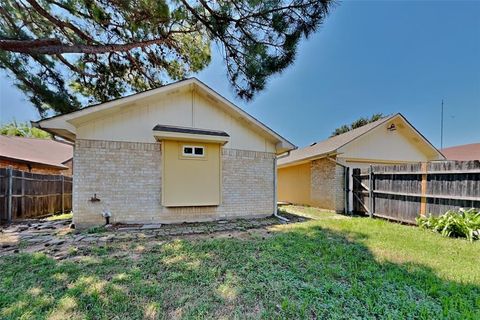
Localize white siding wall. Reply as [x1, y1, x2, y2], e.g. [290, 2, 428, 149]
[337, 125, 431, 163]
[75, 90, 276, 153]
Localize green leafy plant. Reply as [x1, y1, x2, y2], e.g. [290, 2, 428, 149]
[330, 113, 384, 137]
[417, 208, 480, 241]
[0, 121, 51, 138]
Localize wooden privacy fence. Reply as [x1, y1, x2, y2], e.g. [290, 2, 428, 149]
[352, 161, 480, 224]
[0, 168, 72, 223]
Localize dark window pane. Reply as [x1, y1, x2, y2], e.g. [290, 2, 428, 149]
[194, 147, 204, 155]
[184, 147, 193, 154]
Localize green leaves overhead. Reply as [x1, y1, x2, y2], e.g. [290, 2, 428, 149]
[330, 113, 385, 137]
[0, 0, 333, 116]
[0, 120, 51, 138]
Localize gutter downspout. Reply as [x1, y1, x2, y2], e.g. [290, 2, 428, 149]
[274, 151, 290, 222]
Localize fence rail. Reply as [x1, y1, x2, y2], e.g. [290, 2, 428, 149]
[352, 161, 480, 224]
[0, 168, 72, 223]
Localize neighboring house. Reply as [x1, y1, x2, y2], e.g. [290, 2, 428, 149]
[441, 143, 480, 161]
[277, 113, 445, 212]
[0, 135, 73, 175]
[33, 78, 295, 228]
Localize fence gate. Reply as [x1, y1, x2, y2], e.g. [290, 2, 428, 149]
[351, 168, 373, 216]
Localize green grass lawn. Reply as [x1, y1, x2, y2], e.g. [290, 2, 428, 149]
[1, 206, 479, 319]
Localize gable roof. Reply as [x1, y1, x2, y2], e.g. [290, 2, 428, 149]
[0, 135, 73, 169]
[32, 78, 295, 153]
[441, 143, 480, 161]
[278, 113, 444, 167]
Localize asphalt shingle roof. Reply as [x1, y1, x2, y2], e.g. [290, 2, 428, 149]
[441, 143, 480, 161]
[0, 135, 73, 168]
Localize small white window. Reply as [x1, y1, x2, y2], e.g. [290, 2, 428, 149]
[183, 145, 204, 157]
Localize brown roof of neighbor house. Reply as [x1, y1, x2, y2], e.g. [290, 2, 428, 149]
[277, 113, 443, 167]
[0, 135, 73, 169]
[441, 143, 480, 161]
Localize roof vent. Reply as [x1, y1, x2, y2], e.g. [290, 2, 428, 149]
[310, 142, 317, 146]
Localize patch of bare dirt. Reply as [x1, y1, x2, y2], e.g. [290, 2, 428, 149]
[1, 215, 303, 260]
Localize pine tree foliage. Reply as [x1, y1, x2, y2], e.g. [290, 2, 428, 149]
[330, 113, 384, 137]
[0, 0, 333, 116]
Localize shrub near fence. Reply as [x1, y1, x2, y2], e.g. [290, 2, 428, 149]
[352, 161, 480, 224]
[0, 168, 72, 223]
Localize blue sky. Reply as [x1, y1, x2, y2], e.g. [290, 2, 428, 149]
[0, 0, 479, 149]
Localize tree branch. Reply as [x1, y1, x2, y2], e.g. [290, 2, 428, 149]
[25, 0, 94, 43]
[55, 54, 95, 77]
[0, 37, 172, 54]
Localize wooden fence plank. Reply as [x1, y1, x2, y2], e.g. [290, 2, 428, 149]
[352, 160, 480, 224]
[7, 168, 13, 222]
[0, 168, 72, 223]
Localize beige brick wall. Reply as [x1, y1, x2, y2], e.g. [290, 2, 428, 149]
[334, 164, 345, 212]
[73, 139, 275, 228]
[310, 158, 345, 212]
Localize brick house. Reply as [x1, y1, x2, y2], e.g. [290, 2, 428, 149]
[33, 78, 295, 228]
[277, 113, 445, 212]
[0, 135, 73, 175]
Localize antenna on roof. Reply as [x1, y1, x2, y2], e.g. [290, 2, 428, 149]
[440, 99, 444, 150]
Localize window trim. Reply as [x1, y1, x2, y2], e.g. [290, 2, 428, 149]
[182, 145, 205, 157]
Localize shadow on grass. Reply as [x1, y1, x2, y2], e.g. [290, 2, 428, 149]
[0, 223, 479, 319]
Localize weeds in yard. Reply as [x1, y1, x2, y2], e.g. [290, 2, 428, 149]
[85, 226, 107, 234]
[46, 212, 73, 221]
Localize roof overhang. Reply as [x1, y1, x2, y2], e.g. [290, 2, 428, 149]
[0, 155, 68, 170]
[277, 152, 339, 168]
[153, 125, 230, 145]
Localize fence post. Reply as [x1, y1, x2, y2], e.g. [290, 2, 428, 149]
[6, 167, 13, 222]
[420, 162, 428, 217]
[61, 175, 65, 214]
[368, 166, 374, 218]
[21, 171, 25, 217]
